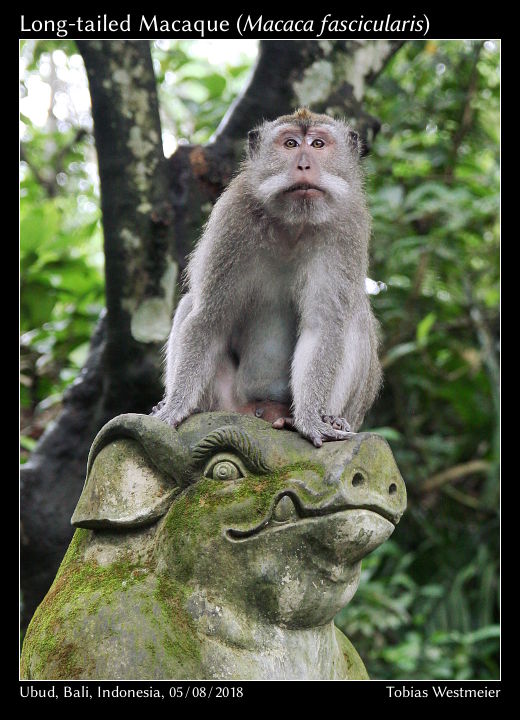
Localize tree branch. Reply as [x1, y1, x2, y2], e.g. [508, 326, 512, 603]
[419, 459, 490, 493]
[215, 40, 405, 155]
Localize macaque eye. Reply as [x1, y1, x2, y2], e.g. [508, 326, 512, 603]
[284, 138, 299, 148]
[311, 138, 325, 148]
[204, 454, 246, 481]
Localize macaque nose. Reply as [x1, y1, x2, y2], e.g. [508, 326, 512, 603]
[297, 152, 311, 171]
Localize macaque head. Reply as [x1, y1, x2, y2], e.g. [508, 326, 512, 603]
[246, 108, 363, 226]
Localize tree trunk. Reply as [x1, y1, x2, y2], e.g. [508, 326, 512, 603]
[21, 39, 404, 628]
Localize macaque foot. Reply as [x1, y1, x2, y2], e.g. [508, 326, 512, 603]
[272, 413, 353, 448]
[149, 399, 190, 428]
[321, 415, 352, 433]
[150, 398, 166, 416]
[272, 416, 296, 430]
[296, 416, 354, 448]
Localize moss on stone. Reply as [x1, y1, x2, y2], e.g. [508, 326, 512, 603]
[165, 461, 324, 535]
[334, 625, 369, 680]
[153, 575, 201, 666]
[20, 529, 152, 679]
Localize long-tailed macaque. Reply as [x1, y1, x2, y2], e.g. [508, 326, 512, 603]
[152, 108, 382, 448]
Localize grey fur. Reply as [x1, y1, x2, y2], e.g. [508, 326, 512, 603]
[153, 109, 382, 447]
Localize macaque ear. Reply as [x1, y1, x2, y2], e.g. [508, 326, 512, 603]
[348, 129, 362, 155]
[248, 129, 260, 157]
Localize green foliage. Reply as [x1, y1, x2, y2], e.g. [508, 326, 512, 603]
[151, 40, 256, 146]
[20, 39, 499, 678]
[20, 41, 104, 451]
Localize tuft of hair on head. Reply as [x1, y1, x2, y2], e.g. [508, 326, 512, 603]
[288, 107, 314, 132]
[274, 107, 339, 134]
[294, 107, 313, 121]
[294, 107, 315, 133]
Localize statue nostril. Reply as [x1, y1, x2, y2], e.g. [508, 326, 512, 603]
[352, 472, 364, 487]
[388, 483, 397, 495]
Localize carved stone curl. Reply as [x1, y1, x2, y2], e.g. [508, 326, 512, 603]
[21, 412, 406, 680]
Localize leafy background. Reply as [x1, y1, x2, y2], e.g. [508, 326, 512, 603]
[20, 39, 500, 679]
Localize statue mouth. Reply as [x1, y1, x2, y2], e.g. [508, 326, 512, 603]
[226, 491, 397, 542]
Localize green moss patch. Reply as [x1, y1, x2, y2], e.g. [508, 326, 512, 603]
[152, 575, 201, 667]
[20, 529, 152, 679]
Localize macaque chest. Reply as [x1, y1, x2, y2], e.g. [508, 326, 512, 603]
[231, 292, 298, 404]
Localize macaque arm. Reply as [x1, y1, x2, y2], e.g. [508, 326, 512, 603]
[163, 292, 194, 386]
[291, 326, 352, 446]
[155, 303, 228, 426]
[290, 269, 360, 447]
[155, 225, 247, 426]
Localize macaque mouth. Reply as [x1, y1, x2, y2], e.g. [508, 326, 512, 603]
[226, 491, 397, 542]
[284, 183, 324, 195]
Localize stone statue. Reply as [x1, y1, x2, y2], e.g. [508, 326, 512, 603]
[21, 412, 406, 680]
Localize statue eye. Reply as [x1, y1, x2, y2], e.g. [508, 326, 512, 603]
[284, 138, 299, 148]
[203, 454, 246, 481]
[211, 461, 242, 481]
[311, 138, 325, 148]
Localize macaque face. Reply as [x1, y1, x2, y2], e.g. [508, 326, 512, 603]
[249, 117, 361, 226]
[274, 124, 338, 199]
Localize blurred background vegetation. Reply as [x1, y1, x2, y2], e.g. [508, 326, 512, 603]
[20, 39, 500, 679]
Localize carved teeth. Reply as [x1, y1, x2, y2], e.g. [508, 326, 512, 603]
[273, 495, 298, 523]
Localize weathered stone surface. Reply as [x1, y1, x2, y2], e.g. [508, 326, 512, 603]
[21, 412, 406, 680]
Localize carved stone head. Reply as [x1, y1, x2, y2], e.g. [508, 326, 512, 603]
[21, 412, 406, 680]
